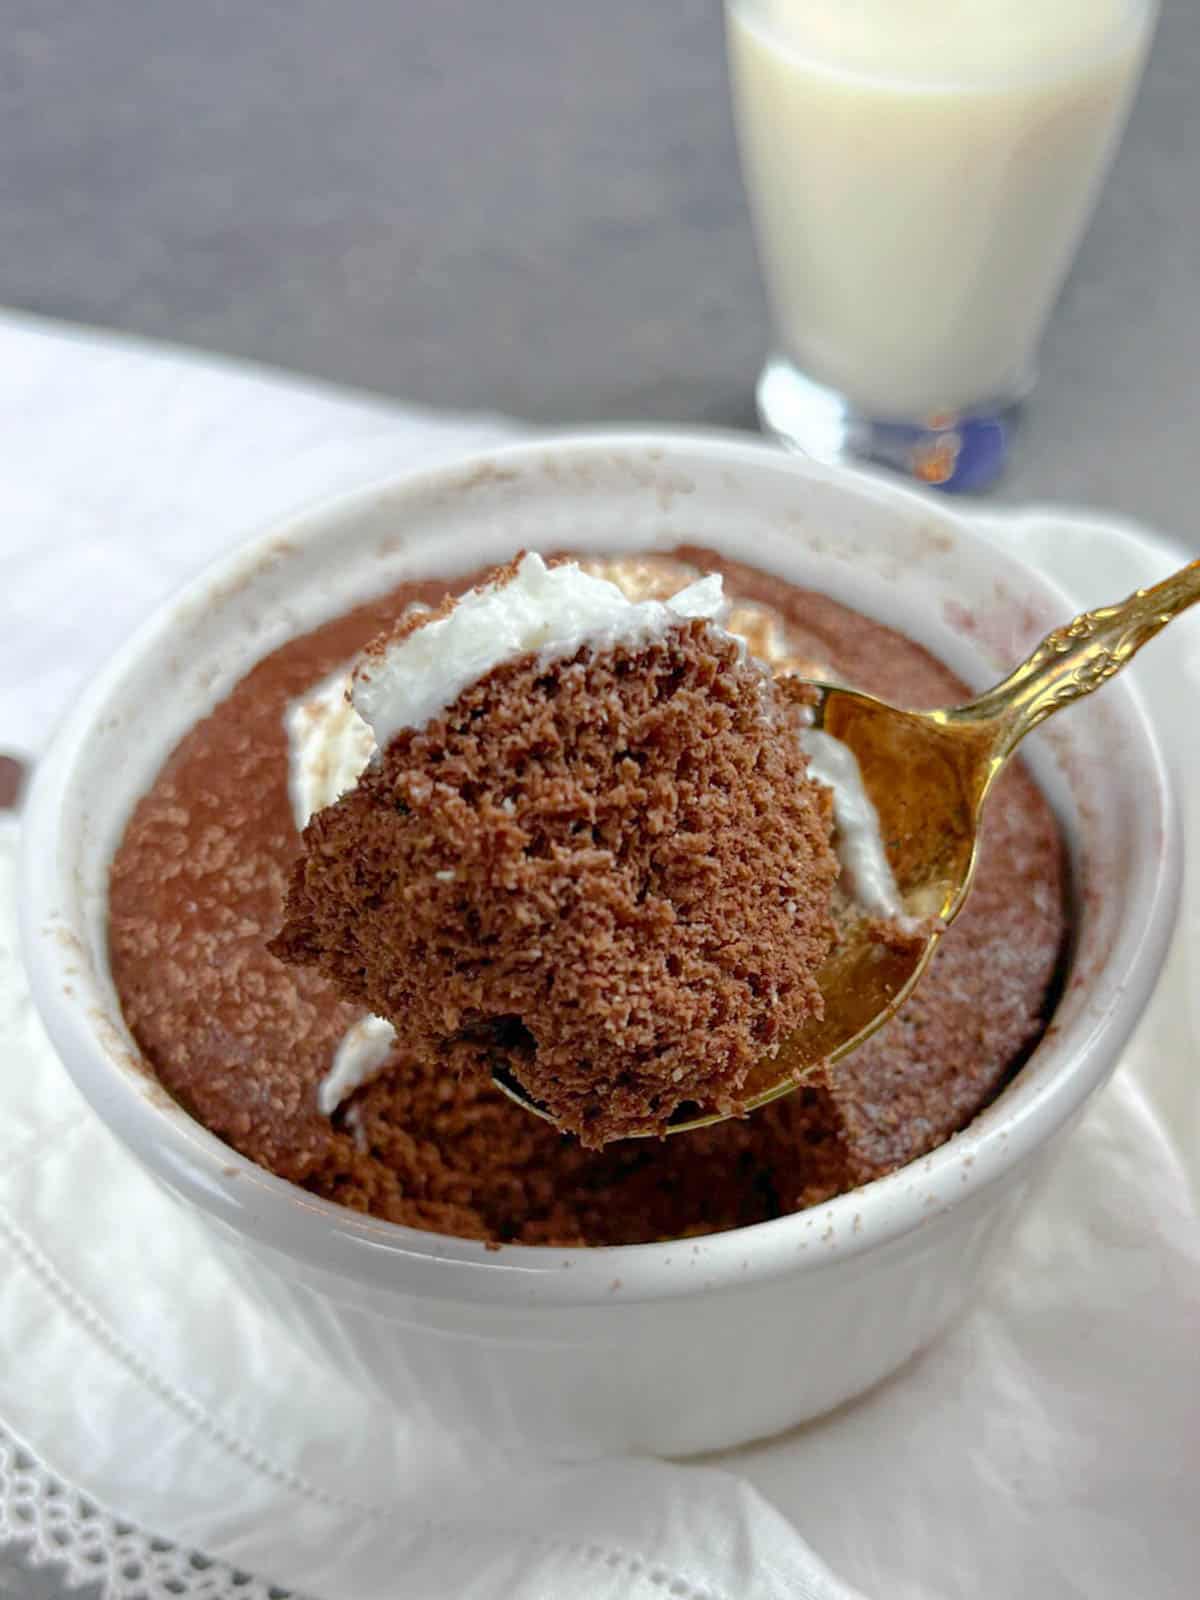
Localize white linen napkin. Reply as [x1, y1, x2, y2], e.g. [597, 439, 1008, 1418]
[0, 311, 1196, 1600]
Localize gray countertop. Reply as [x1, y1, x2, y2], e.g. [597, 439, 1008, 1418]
[0, 3, 1196, 1595]
[3, 0, 1197, 542]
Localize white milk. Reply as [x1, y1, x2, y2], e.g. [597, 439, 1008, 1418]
[727, 0, 1155, 419]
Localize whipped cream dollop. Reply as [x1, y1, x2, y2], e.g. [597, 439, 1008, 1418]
[799, 729, 907, 922]
[317, 1013, 397, 1117]
[284, 668, 377, 830]
[352, 552, 728, 754]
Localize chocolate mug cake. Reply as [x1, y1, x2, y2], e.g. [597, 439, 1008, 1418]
[108, 548, 1067, 1245]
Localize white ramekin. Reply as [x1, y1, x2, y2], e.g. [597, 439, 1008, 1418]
[20, 435, 1180, 1459]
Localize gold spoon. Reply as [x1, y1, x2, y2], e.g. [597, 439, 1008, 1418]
[494, 559, 1199, 1135]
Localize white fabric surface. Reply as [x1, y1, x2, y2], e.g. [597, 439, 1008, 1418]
[0, 310, 1197, 1600]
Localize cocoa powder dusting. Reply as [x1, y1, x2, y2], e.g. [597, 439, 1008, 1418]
[108, 549, 1068, 1243]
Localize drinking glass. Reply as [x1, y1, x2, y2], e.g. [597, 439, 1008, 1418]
[725, 0, 1158, 490]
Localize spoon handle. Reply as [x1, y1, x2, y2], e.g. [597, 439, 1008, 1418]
[953, 559, 1200, 762]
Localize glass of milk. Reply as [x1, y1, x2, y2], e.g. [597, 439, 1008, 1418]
[726, 0, 1157, 490]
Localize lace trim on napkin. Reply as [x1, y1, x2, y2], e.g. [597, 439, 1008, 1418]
[0, 1421, 295, 1600]
[0, 1202, 735, 1600]
[0, 1414, 733, 1600]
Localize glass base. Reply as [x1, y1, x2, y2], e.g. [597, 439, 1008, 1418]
[757, 356, 1024, 494]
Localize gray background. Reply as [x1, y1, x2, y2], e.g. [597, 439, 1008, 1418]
[3, 0, 1198, 539]
[0, 1, 1195, 1595]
